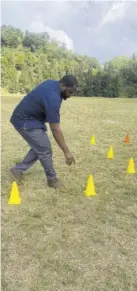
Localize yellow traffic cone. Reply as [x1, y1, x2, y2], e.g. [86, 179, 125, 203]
[8, 181, 21, 205]
[107, 146, 114, 159]
[90, 135, 96, 145]
[84, 175, 96, 196]
[127, 158, 136, 174]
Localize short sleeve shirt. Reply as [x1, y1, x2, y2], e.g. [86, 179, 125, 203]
[10, 80, 62, 130]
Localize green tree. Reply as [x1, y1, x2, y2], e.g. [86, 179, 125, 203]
[1, 25, 23, 48]
[1, 25, 137, 98]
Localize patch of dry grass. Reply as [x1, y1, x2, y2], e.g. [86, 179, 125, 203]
[1, 96, 137, 291]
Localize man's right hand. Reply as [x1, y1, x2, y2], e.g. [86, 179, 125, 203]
[64, 151, 75, 166]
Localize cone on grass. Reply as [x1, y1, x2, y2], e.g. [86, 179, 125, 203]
[127, 158, 136, 174]
[84, 175, 96, 196]
[90, 135, 96, 145]
[8, 181, 21, 205]
[124, 134, 130, 144]
[107, 146, 114, 159]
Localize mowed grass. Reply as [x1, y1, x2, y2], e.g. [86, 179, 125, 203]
[1, 96, 137, 291]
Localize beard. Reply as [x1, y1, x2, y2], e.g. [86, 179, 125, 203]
[61, 90, 69, 100]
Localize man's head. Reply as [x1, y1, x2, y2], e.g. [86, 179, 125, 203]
[59, 75, 78, 100]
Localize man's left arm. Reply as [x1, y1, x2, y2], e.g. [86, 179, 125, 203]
[43, 92, 75, 165]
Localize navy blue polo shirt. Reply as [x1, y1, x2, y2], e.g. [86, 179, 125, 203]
[10, 80, 62, 131]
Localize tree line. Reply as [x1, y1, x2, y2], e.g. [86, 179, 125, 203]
[1, 25, 137, 98]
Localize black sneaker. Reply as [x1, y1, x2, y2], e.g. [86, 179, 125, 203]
[10, 168, 23, 183]
[47, 178, 63, 189]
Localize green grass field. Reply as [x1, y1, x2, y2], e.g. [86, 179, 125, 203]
[1, 96, 137, 291]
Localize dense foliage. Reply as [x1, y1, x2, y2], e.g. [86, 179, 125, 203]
[1, 25, 137, 97]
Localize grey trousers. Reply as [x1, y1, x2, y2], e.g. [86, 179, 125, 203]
[13, 127, 56, 180]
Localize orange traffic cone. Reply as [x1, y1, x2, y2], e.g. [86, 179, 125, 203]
[124, 134, 130, 144]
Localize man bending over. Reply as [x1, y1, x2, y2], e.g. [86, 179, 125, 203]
[10, 75, 78, 188]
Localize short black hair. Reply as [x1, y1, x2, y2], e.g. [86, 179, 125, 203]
[59, 75, 78, 87]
